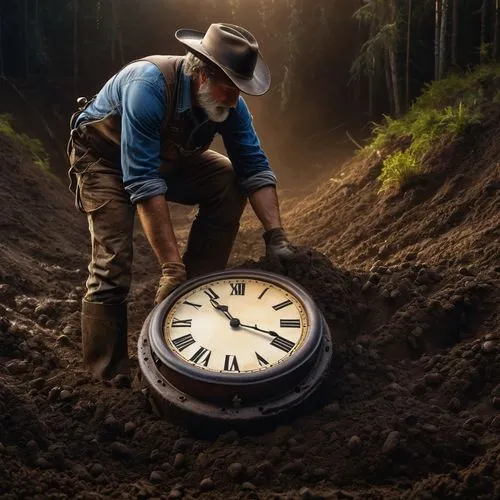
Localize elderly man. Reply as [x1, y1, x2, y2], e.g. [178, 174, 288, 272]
[67, 23, 295, 381]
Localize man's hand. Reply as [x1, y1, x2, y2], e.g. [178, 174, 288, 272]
[154, 262, 187, 305]
[263, 227, 295, 259]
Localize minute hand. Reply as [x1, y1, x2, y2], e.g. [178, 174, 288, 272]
[238, 323, 280, 338]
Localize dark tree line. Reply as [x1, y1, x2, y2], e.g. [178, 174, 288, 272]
[0, 0, 497, 165]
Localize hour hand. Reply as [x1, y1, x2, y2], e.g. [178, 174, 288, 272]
[209, 298, 235, 321]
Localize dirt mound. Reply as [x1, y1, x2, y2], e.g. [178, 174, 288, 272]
[0, 115, 499, 498]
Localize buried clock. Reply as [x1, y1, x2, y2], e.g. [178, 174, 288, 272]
[138, 269, 332, 426]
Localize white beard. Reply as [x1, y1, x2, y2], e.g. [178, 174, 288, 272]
[197, 81, 231, 123]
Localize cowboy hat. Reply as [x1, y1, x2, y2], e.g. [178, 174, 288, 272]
[175, 23, 271, 96]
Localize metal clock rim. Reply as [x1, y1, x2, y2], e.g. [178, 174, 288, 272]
[148, 268, 323, 387]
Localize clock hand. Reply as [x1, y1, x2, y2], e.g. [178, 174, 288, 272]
[238, 322, 280, 338]
[209, 298, 241, 327]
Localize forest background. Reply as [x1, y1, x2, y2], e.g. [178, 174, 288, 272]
[0, 0, 498, 183]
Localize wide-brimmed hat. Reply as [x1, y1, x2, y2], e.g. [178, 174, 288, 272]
[175, 23, 271, 96]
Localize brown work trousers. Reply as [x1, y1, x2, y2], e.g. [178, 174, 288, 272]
[68, 143, 247, 304]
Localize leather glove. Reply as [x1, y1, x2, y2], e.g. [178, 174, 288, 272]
[154, 262, 187, 305]
[263, 227, 295, 259]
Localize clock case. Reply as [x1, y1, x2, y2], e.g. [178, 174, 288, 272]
[137, 269, 332, 429]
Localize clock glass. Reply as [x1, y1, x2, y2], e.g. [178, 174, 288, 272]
[163, 278, 309, 374]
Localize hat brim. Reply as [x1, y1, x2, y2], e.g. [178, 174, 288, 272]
[175, 28, 271, 96]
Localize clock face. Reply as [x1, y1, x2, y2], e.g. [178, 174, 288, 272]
[163, 278, 310, 374]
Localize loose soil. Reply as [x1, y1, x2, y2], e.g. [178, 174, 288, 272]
[0, 109, 499, 499]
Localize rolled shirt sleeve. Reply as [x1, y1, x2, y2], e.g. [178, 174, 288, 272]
[121, 77, 167, 204]
[219, 97, 277, 195]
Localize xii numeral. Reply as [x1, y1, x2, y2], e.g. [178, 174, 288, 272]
[280, 319, 300, 328]
[230, 283, 246, 295]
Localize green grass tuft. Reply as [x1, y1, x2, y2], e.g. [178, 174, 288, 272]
[0, 113, 50, 173]
[366, 64, 498, 191]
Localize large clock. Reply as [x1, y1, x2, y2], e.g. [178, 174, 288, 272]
[138, 269, 332, 427]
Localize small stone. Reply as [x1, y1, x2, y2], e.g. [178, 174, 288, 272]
[174, 453, 185, 468]
[347, 435, 362, 451]
[30, 377, 45, 390]
[299, 487, 313, 499]
[48, 387, 61, 402]
[324, 402, 341, 416]
[123, 421, 136, 434]
[168, 490, 183, 499]
[241, 482, 256, 491]
[482, 341, 496, 353]
[421, 424, 438, 433]
[227, 462, 244, 479]
[150, 471, 164, 482]
[90, 463, 105, 477]
[382, 431, 400, 454]
[110, 442, 131, 458]
[199, 477, 214, 491]
[424, 373, 444, 387]
[59, 390, 73, 401]
[57, 335, 72, 346]
[35, 457, 52, 469]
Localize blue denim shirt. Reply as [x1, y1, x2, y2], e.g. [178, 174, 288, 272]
[77, 60, 277, 203]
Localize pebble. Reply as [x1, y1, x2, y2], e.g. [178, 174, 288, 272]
[168, 490, 183, 499]
[421, 424, 439, 433]
[481, 341, 496, 353]
[324, 402, 341, 416]
[199, 477, 214, 491]
[150, 471, 164, 482]
[347, 435, 362, 451]
[123, 421, 136, 434]
[174, 453, 185, 468]
[299, 487, 313, 498]
[382, 431, 400, 454]
[227, 462, 244, 479]
[48, 387, 61, 402]
[110, 442, 131, 458]
[35, 457, 52, 469]
[89, 463, 105, 477]
[424, 372, 444, 387]
[59, 390, 73, 401]
[241, 482, 256, 491]
[56, 335, 72, 346]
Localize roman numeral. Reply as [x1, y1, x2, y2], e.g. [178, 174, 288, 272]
[204, 288, 219, 300]
[273, 299, 293, 311]
[224, 355, 240, 372]
[258, 287, 269, 300]
[255, 352, 269, 367]
[183, 300, 202, 310]
[230, 283, 246, 295]
[172, 334, 195, 351]
[271, 336, 295, 353]
[280, 319, 301, 328]
[190, 347, 211, 366]
[172, 318, 192, 327]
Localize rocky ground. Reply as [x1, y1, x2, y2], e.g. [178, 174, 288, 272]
[0, 106, 499, 499]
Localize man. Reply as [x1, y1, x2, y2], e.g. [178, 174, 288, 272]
[67, 23, 295, 382]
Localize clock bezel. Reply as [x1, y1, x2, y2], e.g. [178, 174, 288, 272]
[148, 269, 323, 389]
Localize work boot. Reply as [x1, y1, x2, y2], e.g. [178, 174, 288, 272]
[183, 219, 240, 278]
[81, 300, 130, 380]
